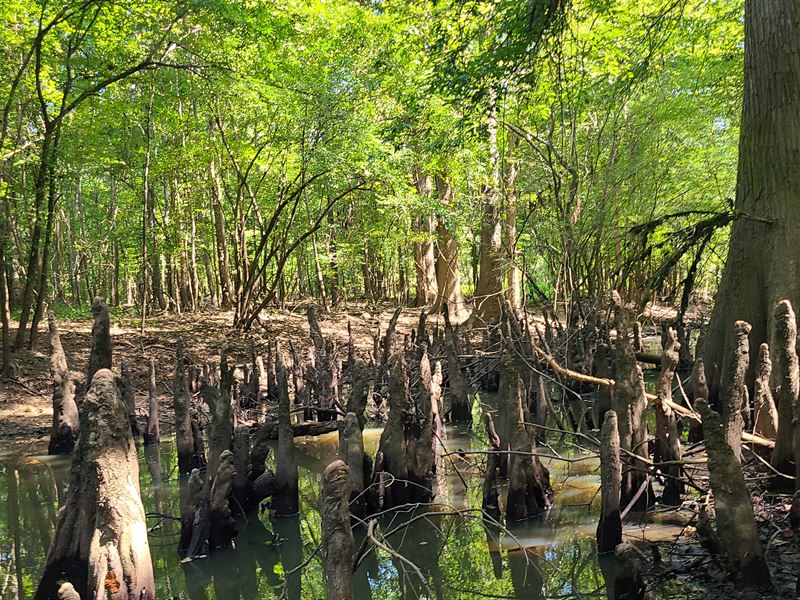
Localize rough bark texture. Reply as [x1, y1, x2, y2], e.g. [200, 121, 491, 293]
[340, 411, 367, 517]
[143, 358, 160, 447]
[701, 0, 800, 400]
[612, 292, 653, 510]
[504, 356, 551, 521]
[321, 460, 355, 600]
[753, 342, 778, 439]
[698, 400, 772, 590]
[720, 321, 751, 463]
[443, 305, 470, 423]
[597, 410, 622, 553]
[174, 338, 197, 476]
[36, 370, 155, 600]
[48, 312, 79, 455]
[654, 328, 683, 505]
[411, 173, 438, 307]
[119, 361, 140, 438]
[273, 353, 299, 516]
[87, 297, 112, 386]
[772, 300, 800, 476]
[432, 176, 468, 321]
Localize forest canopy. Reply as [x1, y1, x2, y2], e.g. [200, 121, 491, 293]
[0, 0, 742, 356]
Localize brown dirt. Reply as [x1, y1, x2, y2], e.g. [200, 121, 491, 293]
[0, 303, 432, 454]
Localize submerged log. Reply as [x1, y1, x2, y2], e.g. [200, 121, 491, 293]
[654, 328, 683, 505]
[772, 300, 800, 478]
[698, 400, 772, 590]
[143, 359, 160, 446]
[597, 410, 622, 553]
[47, 312, 79, 455]
[753, 343, 778, 440]
[321, 460, 355, 600]
[36, 370, 155, 600]
[87, 297, 112, 385]
[720, 321, 750, 463]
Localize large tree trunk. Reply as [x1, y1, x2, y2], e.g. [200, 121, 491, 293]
[472, 100, 504, 325]
[701, 0, 800, 399]
[36, 369, 155, 600]
[432, 176, 468, 321]
[412, 170, 438, 307]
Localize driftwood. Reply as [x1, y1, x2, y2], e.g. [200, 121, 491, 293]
[87, 297, 112, 386]
[321, 460, 355, 600]
[597, 410, 622, 553]
[720, 320, 750, 463]
[753, 343, 778, 440]
[654, 328, 683, 505]
[143, 359, 160, 446]
[47, 312, 79, 455]
[698, 400, 772, 590]
[772, 300, 800, 478]
[36, 370, 155, 600]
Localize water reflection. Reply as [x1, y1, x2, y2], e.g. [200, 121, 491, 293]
[0, 426, 684, 599]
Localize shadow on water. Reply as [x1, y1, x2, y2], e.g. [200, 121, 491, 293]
[0, 425, 687, 599]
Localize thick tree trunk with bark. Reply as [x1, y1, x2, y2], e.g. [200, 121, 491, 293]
[412, 170, 438, 307]
[654, 329, 683, 505]
[432, 177, 468, 321]
[87, 297, 112, 386]
[48, 312, 79, 455]
[697, 399, 772, 590]
[597, 410, 622, 554]
[772, 300, 799, 476]
[701, 0, 800, 399]
[36, 370, 155, 600]
[321, 459, 355, 600]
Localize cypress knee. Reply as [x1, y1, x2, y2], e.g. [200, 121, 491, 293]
[36, 369, 155, 600]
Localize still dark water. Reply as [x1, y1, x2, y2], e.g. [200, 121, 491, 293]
[0, 423, 685, 599]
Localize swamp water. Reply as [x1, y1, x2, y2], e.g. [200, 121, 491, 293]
[0, 424, 686, 599]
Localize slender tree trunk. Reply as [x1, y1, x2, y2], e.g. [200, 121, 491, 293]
[210, 160, 233, 310]
[701, 0, 800, 399]
[14, 125, 54, 350]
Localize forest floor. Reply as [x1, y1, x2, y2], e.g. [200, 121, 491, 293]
[0, 302, 431, 454]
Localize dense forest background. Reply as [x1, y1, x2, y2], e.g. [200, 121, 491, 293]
[0, 0, 743, 365]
